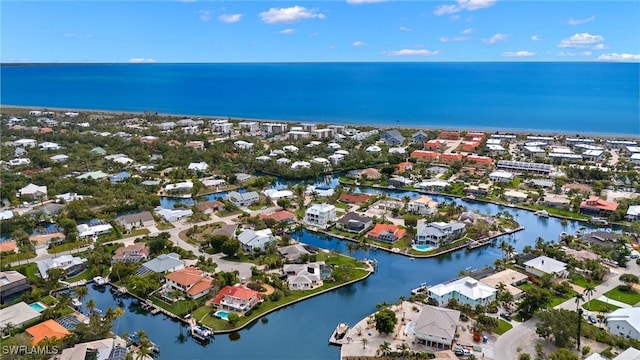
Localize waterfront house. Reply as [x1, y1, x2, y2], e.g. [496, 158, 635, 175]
[606, 308, 640, 340]
[407, 196, 438, 215]
[57, 337, 128, 360]
[19, 183, 48, 200]
[164, 181, 193, 196]
[478, 269, 528, 299]
[396, 161, 413, 172]
[136, 253, 185, 275]
[238, 229, 274, 253]
[367, 223, 406, 243]
[464, 184, 491, 196]
[428, 277, 497, 307]
[412, 130, 428, 144]
[503, 190, 529, 203]
[381, 129, 406, 146]
[37, 255, 87, 279]
[523, 256, 568, 278]
[411, 150, 438, 162]
[211, 285, 262, 313]
[226, 191, 259, 207]
[544, 195, 571, 209]
[360, 168, 382, 180]
[388, 175, 414, 187]
[414, 221, 466, 249]
[414, 305, 460, 350]
[339, 193, 372, 205]
[111, 243, 150, 265]
[278, 244, 311, 262]
[336, 212, 374, 234]
[489, 170, 515, 183]
[202, 178, 227, 188]
[116, 211, 155, 230]
[156, 208, 193, 222]
[415, 179, 450, 192]
[626, 205, 640, 221]
[0, 271, 31, 303]
[26, 319, 71, 345]
[165, 267, 213, 300]
[196, 201, 224, 215]
[579, 230, 619, 248]
[0, 302, 41, 328]
[283, 262, 327, 290]
[580, 196, 618, 217]
[304, 204, 337, 228]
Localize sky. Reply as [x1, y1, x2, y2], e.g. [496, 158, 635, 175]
[2, 0, 639, 63]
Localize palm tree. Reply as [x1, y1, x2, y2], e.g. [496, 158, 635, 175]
[377, 341, 392, 356]
[583, 284, 596, 311]
[75, 286, 88, 302]
[86, 299, 97, 314]
[396, 343, 410, 357]
[361, 337, 369, 349]
[2, 322, 15, 337]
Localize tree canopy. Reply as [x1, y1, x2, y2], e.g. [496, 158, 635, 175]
[374, 307, 398, 336]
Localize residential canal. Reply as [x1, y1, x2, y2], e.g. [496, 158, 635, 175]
[112, 185, 600, 359]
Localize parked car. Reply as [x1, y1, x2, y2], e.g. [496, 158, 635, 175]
[500, 313, 512, 321]
[588, 315, 597, 324]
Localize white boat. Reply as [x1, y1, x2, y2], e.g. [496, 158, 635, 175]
[189, 318, 213, 340]
[334, 323, 349, 340]
[71, 298, 82, 307]
[411, 283, 429, 295]
[534, 210, 549, 218]
[93, 276, 108, 286]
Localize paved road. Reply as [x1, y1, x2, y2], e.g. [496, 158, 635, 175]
[492, 260, 639, 360]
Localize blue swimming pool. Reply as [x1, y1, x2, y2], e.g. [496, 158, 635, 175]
[29, 302, 47, 312]
[412, 244, 432, 252]
[214, 310, 230, 321]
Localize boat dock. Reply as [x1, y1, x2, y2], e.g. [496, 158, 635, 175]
[466, 226, 525, 250]
[411, 282, 429, 295]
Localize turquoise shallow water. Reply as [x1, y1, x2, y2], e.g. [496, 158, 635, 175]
[1, 62, 638, 135]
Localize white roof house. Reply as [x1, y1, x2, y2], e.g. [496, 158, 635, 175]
[13, 139, 37, 147]
[269, 149, 286, 157]
[164, 181, 193, 193]
[19, 183, 47, 198]
[39, 142, 61, 150]
[50, 154, 69, 162]
[388, 147, 406, 154]
[328, 154, 345, 164]
[606, 308, 640, 341]
[365, 145, 382, 153]
[234, 140, 254, 149]
[37, 255, 87, 279]
[626, 205, 640, 221]
[327, 142, 341, 150]
[428, 277, 497, 307]
[188, 162, 209, 172]
[304, 203, 337, 228]
[256, 155, 272, 162]
[262, 189, 294, 200]
[523, 256, 568, 278]
[414, 305, 461, 349]
[77, 223, 114, 239]
[0, 302, 42, 329]
[335, 149, 349, 156]
[0, 210, 14, 221]
[9, 158, 31, 166]
[156, 208, 193, 222]
[489, 170, 515, 183]
[277, 158, 291, 165]
[237, 229, 273, 253]
[291, 161, 311, 170]
[282, 145, 299, 153]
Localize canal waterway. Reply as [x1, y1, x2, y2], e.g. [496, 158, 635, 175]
[105, 183, 603, 359]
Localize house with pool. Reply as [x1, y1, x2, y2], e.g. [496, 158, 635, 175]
[428, 277, 497, 307]
[164, 267, 213, 300]
[413, 221, 466, 250]
[210, 284, 262, 314]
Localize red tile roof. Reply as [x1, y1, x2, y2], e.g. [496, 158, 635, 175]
[411, 150, 438, 160]
[461, 141, 481, 152]
[186, 279, 213, 296]
[439, 131, 461, 140]
[165, 267, 205, 287]
[465, 132, 486, 140]
[424, 139, 446, 149]
[367, 224, 407, 239]
[439, 153, 463, 163]
[339, 193, 372, 204]
[211, 285, 261, 304]
[580, 196, 618, 212]
[26, 320, 71, 345]
[466, 155, 493, 164]
[0, 241, 17, 253]
[396, 162, 413, 172]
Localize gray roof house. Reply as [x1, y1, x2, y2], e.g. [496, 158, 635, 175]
[116, 211, 155, 230]
[414, 222, 466, 249]
[226, 191, 259, 207]
[278, 244, 311, 262]
[37, 255, 87, 279]
[135, 253, 185, 276]
[238, 229, 273, 253]
[381, 129, 406, 146]
[523, 256, 568, 278]
[0, 302, 42, 329]
[0, 271, 31, 303]
[414, 305, 461, 350]
[336, 212, 374, 234]
[412, 130, 429, 144]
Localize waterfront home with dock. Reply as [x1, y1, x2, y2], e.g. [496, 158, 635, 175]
[428, 277, 496, 307]
[211, 285, 262, 314]
[414, 305, 461, 350]
[165, 267, 213, 300]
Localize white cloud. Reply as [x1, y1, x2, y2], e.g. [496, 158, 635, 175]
[399, 26, 412, 32]
[199, 10, 212, 21]
[598, 53, 640, 62]
[568, 15, 596, 26]
[127, 58, 156, 63]
[352, 41, 366, 47]
[347, 0, 385, 3]
[592, 43, 609, 50]
[439, 36, 470, 42]
[259, 6, 325, 24]
[482, 33, 508, 44]
[218, 13, 242, 23]
[280, 28, 296, 35]
[434, 0, 496, 16]
[501, 51, 535, 57]
[558, 33, 604, 48]
[558, 51, 592, 57]
[383, 49, 440, 57]
[461, 28, 474, 34]
[530, 35, 540, 41]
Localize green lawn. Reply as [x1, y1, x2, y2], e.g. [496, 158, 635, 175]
[41, 295, 57, 306]
[570, 274, 598, 288]
[495, 319, 513, 335]
[66, 270, 92, 283]
[517, 283, 577, 308]
[581, 299, 620, 313]
[156, 222, 176, 230]
[48, 240, 88, 254]
[604, 286, 640, 306]
[122, 228, 150, 238]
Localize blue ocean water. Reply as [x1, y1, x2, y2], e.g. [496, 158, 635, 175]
[1, 62, 638, 135]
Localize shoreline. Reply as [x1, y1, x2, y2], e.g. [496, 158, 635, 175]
[2, 104, 638, 139]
